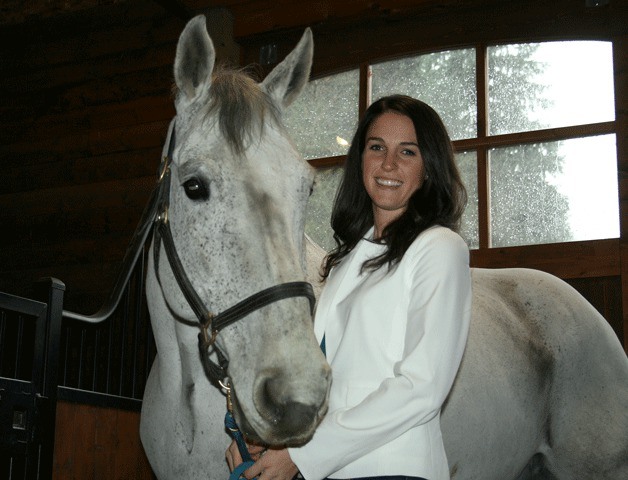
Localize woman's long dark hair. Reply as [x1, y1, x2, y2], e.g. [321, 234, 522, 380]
[322, 94, 467, 279]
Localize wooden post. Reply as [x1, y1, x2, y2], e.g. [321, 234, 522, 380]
[616, 34, 628, 353]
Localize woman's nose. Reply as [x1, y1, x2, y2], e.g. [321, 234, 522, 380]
[381, 151, 397, 170]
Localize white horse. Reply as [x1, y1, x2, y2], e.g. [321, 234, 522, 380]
[140, 15, 330, 479]
[442, 268, 628, 479]
[141, 14, 628, 480]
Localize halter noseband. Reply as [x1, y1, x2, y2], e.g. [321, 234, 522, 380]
[152, 121, 316, 385]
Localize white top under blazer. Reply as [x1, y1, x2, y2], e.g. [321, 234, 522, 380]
[289, 225, 472, 480]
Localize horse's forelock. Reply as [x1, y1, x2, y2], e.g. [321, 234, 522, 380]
[204, 68, 281, 155]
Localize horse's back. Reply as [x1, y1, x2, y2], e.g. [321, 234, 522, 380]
[443, 267, 628, 479]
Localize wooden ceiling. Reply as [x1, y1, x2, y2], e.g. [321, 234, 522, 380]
[0, 0, 459, 38]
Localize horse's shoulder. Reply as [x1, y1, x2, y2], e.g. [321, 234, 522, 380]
[469, 267, 618, 355]
[470, 267, 580, 303]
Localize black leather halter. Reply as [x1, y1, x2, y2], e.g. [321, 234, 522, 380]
[152, 121, 316, 385]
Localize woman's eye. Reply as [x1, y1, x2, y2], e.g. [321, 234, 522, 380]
[183, 177, 209, 201]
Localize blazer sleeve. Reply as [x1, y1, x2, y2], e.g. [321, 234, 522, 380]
[289, 229, 472, 480]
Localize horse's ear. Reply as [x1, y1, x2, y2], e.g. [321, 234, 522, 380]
[262, 28, 313, 108]
[174, 15, 215, 104]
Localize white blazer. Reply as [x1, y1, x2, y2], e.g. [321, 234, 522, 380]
[289, 226, 472, 480]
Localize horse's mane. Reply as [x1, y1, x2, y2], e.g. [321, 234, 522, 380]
[203, 67, 281, 155]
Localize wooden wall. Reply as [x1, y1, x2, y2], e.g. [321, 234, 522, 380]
[53, 401, 154, 480]
[0, 0, 626, 478]
[0, 1, 182, 313]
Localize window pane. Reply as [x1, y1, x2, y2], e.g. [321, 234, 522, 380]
[306, 165, 344, 252]
[490, 135, 618, 247]
[284, 70, 359, 160]
[371, 49, 477, 141]
[488, 41, 614, 135]
[456, 151, 479, 249]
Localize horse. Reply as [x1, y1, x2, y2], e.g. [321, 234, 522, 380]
[139, 15, 330, 479]
[442, 268, 628, 479]
[141, 14, 628, 480]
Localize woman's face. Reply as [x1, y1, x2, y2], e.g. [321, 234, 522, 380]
[362, 111, 426, 233]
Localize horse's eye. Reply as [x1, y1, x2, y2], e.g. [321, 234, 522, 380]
[183, 177, 209, 201]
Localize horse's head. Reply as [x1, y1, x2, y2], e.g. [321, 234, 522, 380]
[151, 15, 330, 446]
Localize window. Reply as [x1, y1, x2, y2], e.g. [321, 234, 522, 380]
[286, 41, 618, 252]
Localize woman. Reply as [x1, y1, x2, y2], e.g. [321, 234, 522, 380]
[227, 94, 472, 480]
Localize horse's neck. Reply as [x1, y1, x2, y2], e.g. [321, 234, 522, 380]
[146, 250, 208, 387]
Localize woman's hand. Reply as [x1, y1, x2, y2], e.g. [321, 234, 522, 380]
[225, 440, 267, 470]
[242, 448, 298, 480]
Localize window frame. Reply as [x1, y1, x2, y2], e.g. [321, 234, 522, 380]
[303, 44, 619, 280]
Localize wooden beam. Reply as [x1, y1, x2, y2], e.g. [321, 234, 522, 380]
[615, 34, 628, 352]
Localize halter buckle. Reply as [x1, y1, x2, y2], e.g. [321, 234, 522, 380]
[200, 313, 218, 348]
[158, 156, 171, 182]
[157, 206, 169, 225]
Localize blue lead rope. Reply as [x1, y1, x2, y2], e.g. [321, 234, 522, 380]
[230, 461, 254, 480]
[226, 410, 256, 480]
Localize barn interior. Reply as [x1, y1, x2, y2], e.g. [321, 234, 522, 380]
[0, 0, 626, 478]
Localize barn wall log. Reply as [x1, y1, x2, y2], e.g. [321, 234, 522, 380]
[0, 0, 182, 312]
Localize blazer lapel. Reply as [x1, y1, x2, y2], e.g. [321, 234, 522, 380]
[314, 229, 384, 361]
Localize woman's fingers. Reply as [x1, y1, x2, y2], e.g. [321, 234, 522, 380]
[226, 440, 244, 470]
[244, 448, 298, 480]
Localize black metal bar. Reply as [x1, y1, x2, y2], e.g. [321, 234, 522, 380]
[61, 328, 70, 386]
[0, 310, 6, 374]
[106, 317, 113, 395]
[14, 315, 23, 379]
[78, 329, 86, 390]
[92, 328, 100, 392]
[35, 278, 65, 480]
[118, 288, 130, 397]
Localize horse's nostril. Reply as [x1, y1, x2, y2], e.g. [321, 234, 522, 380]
[278, 401, 319, 434]
[255, 373, 322, 435]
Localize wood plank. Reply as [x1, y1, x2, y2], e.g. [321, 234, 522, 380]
[0, 146, 163, 194]
[53, 401, 156, 480]
[0, 175, 154, 218]
[0, 0, 181, 64]
[470, 238, 621, 279]
[615, 34, 628, 352]
[0, 119, 170, 168]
